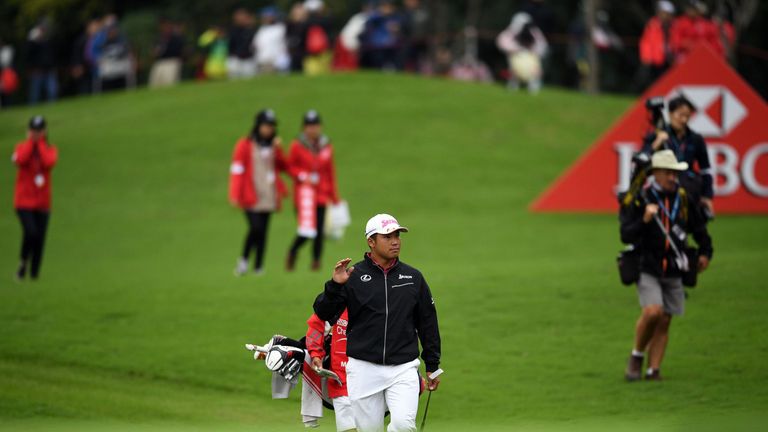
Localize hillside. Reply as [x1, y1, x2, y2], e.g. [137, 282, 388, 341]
[1, 74, 766, 431]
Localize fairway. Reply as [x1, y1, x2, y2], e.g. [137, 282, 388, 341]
[1, 74, 767, 431]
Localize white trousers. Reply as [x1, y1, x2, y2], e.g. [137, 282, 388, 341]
[301, 377, 355, 431]
[333, 396, 355, 431]
[346, 357, 420, 432]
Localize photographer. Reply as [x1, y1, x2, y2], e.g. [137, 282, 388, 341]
[12, 116, 58, 281]
[642, 95, 714, 217]
[620, 150, 713, 381]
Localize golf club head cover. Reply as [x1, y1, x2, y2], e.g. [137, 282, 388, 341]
[265, 345, 306, 381]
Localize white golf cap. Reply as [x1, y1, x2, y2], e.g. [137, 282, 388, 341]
[365, 214, 409, 238]
[657, 0, 675, 14]
[652, 149, 689, 171]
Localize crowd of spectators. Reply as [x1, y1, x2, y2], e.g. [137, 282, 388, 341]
[638, 0, 735, 86]
[0, 0, 747, 108]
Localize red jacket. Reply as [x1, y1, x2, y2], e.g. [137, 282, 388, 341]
[12, 138, 58, 211]
[229, 137, 288, 209]
[670, 15, 724, 62]
[639, 17, 669, 66]
[287, 136, 340, 206]
[306, 310, 348, 398]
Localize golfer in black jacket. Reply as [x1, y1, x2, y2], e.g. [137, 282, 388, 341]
[314, 213, 441, 432]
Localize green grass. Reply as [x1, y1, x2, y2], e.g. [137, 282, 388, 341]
[0, 74, 767, 431]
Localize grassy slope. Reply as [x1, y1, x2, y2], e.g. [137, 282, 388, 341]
[0, 74, 766, 431]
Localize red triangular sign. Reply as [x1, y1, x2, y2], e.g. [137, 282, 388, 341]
[531, 45, 768, 214]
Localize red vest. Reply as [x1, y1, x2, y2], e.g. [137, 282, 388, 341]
[287, 137, 340, 206]
[306, 310, 348, 398]
[228, 137, 288, 209]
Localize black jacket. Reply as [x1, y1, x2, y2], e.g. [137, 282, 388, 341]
[642, 126, 713, 199]
[313, 254, 441, 372]
[620, 182, 713, 278]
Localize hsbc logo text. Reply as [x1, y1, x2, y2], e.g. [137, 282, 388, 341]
[615, 142, 768, 197]
[665, 85, 746, 138]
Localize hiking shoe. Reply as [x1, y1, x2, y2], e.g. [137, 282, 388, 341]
[234, 258, 248, 276]
[625, 354, 644, 381]
[311, 260, 321, 271]
[286, 253, 296, 271]
[645, 369, 662, 381]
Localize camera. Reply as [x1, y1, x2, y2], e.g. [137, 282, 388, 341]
[645, 96, 666, 131]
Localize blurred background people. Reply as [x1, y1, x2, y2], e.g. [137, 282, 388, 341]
[149, 17, 186, 88]
[197, 26, 228, 80]
[637, 1, 676, 88]
[227, 8, 257, 79]
[12, 116, 58, 281]
[0, 37, 19, 107]
[496, 12, 548, 93]
[302, 0, 333, 76]
[69, 19, 101, 95]
[254, 6, 290, 74]
[359, 0, 405, 71]
[286, 2, 309, 73]
[229, 109, 288, 276]
[670, 0, 723, 63]
[402, 0, 430, 72]
[0, 1, 764, 102]
[333, 1, 374, 71]
[92, 16, 135, 92]
[286, 110, 340, 272]
[26, 18, 59, 104]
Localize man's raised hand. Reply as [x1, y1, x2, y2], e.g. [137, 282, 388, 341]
[332, 258, 354, 284]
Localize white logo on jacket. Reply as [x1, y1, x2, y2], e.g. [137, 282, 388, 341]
[361, 274, 372, 282]
[398, 274, 412, 279]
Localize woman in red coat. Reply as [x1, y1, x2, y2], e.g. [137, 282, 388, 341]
[229, 109, 288, 275]
[286, 110, 340, 271]
[12, 115, 58, 281]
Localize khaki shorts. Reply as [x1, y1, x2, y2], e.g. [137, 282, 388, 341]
[637, 272, 685, 316]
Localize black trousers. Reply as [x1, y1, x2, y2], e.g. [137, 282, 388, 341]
[289, 205, 326, 262]
[17, 210, 50, 279]
[242, 211, 272, 270]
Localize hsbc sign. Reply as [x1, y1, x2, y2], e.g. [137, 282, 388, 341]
[533, 45, 768, 214]
[665, 85, 746, 137]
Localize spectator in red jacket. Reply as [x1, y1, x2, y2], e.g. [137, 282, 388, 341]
[670, 0, 724, 63]
[12, 116, 58, 281]
[286, 110, 340, 271]
[229, 109, 288, 276]
[639, 1, 675, 82]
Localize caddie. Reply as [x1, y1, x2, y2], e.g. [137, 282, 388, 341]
[314, 213, 441, 432]
[620, 150, 713, 381]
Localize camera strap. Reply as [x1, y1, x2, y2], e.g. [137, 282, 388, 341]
[652, 213, 689, 272]
[650, 188, 680, 222]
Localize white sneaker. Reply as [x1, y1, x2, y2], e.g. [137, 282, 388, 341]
[234, 258, 248, 276]
[253, 267, 265, 276]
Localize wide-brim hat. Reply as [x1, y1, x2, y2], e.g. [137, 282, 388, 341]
[652, 149, 688, 171]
